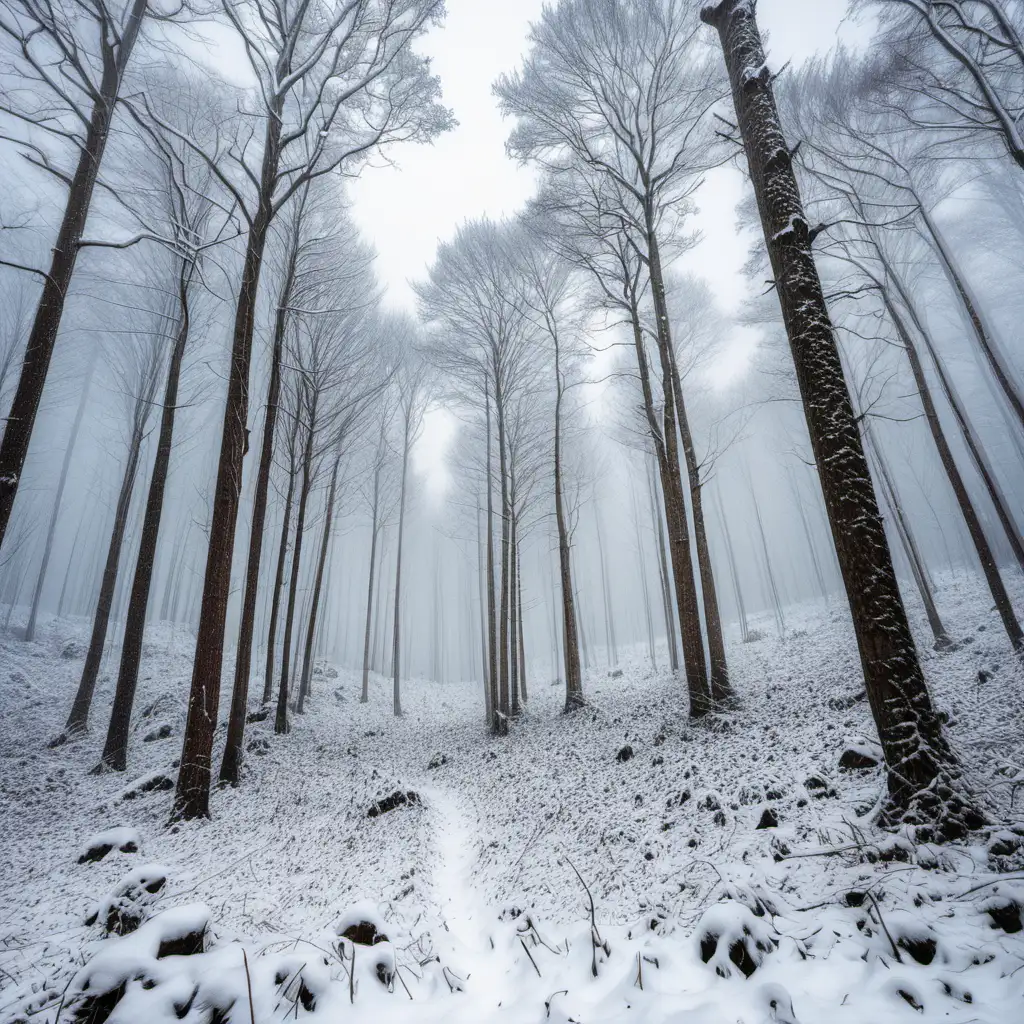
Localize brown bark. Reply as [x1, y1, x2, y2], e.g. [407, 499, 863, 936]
[221, 241, 295, 783]
[703, 0, 981, 838]
[0, 0, 149, 551]
[297, 450, 341, 714]
[276, 383, 317, 735]
[263, 408, 302, 704]
[175, 102, 283, 818]
[648, 456, 680, 668]
[100, 273, 192, 772]
[65, 394, 151, 735]
[628, 302, 709, 716]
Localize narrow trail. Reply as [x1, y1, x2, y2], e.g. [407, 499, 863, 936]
[421, 786, 520, 1015]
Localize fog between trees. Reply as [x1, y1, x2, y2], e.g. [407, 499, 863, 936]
[0, 0, 1023, 840]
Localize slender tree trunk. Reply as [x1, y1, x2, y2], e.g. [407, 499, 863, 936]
[264, 409, 302, 705]
[629, 304, 709, 715]
[648, 455, 679, 669]
[26, 352, 97, 641]
[297, 451, 341, 714]
[553, 338, 583, 709]
[918, 204, 1024, 431]
[485, 390, 499, 729]
[0, 0, 149, 551]
[495, 375, 511, 734]
[276, 388, 316, 735]
[518, 547, 527, 705]
[100, 275, 192, 772]
[56, 511, 88, 620]
[361, 466, 381, 703]
[886, 265, 1024, 576]
[703, 0, 981, 838]
[510, 508, 520, 716]
[865, 424, 951, 650]
[877, 278, 1024, 652]
[221, 256, 294, 782]
[594, 506, 617, 667]
[65, 413, 148, 735]
[786, 467, 829, 604]
[392, 422, 412, 717]
[175, 105, 283, 819]
[633, 483, 657, 667]
[716, 492, 749, 643]
[477, 495, 492, 722]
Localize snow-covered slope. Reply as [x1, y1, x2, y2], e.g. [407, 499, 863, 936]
[1, 576, 1023, 1022]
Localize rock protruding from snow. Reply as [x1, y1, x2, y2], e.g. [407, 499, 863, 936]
[85, 864, 169, 936]
[696, 899, 778, 979]
[77, 827, 141, 864]
[367, 790, 420, 818]
[839, 737, 882, 771]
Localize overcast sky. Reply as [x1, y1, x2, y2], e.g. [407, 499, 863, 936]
[349, 0, 857, 323]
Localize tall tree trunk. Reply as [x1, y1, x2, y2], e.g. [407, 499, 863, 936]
[629, 303, 709, 715]
[633, 484, 657, 667]
[885, 265, 1024, 576]
[263, 409, 302, 705]
[865, 424, 951, 650]
[716, 492, 749, 643]
[703, 0, 982, 838]
[297, 451, 341, 714]
[26, 352, 96, 641]
[485, 390, 499, 730]
[221, 252, 295, 782]
[509, 508, 520, 716]
[56, 510, 89, 620]
[495, 374, 511, 734]
[671, 376, 732, 703]
[0, 0, 149, 551]
[517, 545, 527, 705]
[175, 105, 284, 819]
[648, 455, 679, 669]
[276, 387, 316, 735]
[594, 506, 617, 667]
[361, 465, 382, 703]
[876, 277, 1024, 652]
[100, 274, 192, 772]
[64, 412, 148, 735]
[918, 204, 1024, 431]
[392, 420, 412, 717]
[553, 336, 583, 709]
[477, 495, 492, 722]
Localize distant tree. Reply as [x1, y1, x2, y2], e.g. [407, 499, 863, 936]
[0, 0, 156, 549]
[160, 0, 451, 820]
[391, 358, 429, 716]
[63, 299, 165, 737]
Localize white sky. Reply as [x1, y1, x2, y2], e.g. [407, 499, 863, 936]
[349, 0, 856, 319]
[348, 0, 860, 494]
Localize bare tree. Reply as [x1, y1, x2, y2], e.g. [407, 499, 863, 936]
[159, 0, 450, 819]
[0, 0, 155, 548]
[702, 0, 982, 838]
[497, 0, 736, 711]
[861, 0, 1024, 170]
[98, 125, 227, 773]
[63, 299, 165, 737]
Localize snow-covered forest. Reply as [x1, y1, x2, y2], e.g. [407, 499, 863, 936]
[1, 0, 1023, 1020]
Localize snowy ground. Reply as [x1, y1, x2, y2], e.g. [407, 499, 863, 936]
[1, 573, 1024, 1022]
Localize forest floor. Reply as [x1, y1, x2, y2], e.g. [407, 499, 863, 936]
[1, 572, 1024, 1022]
